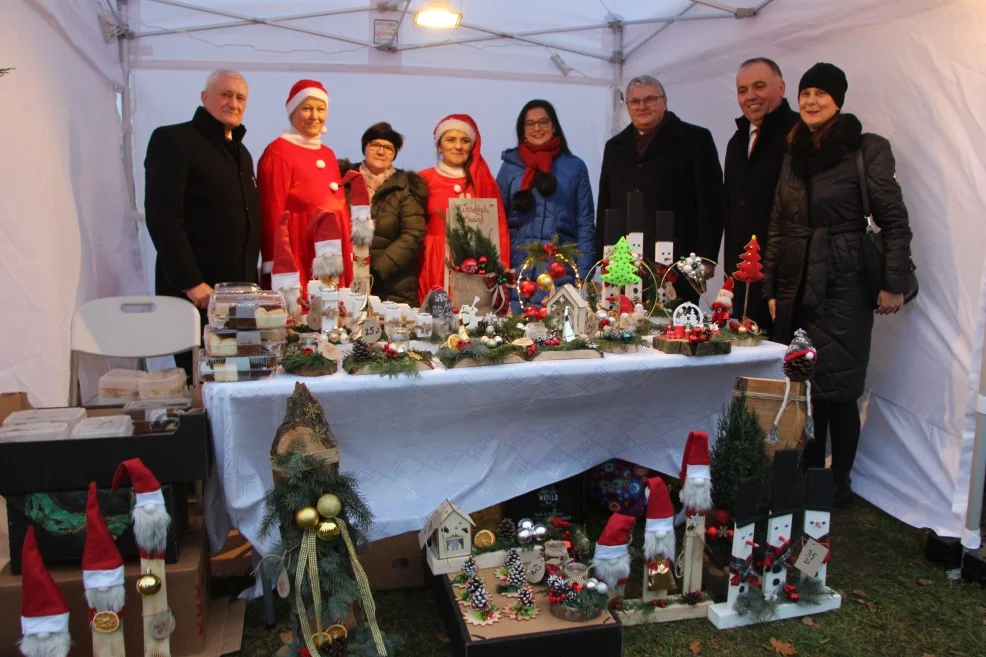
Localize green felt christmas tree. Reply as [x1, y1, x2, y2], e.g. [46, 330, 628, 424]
[600, 237, 641, 287]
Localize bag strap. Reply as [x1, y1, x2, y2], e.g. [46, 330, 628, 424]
[855, 149, 880, 234]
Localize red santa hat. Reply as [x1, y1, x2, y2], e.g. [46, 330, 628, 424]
[433, 114, 477, 146]
[678, 431, 711, 483]
[20, 527, 70, 636]
[644, 478, 674, 534]
[112, 458, 165, 508]
[593, 512, 635, 560]
[341, 170, 374, 247]
[720, 276, 734, 299]
[285, 79, 329, 120]
[270, 212, 302, 293]
[83, 483, 125, 591]
[309, 210, 345, 279]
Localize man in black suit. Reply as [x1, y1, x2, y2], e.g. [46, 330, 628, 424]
[723, 58, 799, 335]
[595, 75, 724, 295]
[144, 70, 262, 375]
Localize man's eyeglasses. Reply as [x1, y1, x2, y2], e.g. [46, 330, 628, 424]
[367, 141, 396, 154]
[628, 95, 665, 109]
[524, 118, 552, 129]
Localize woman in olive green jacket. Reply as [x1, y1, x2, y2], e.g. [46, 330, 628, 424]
[344, 122, 428, 305]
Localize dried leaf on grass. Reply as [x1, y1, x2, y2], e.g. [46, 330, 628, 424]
[916, 579, 934, 586]
[855, 598, 881, 612]
[689, 640, 702, 654]
[851, 589, 867, 598]
[801, 617, 817, 628]
[765, 638, 798, 655]
[819, 639, 830, 645]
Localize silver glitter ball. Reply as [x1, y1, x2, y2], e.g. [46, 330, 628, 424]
[585, 579, 597, 592]
[595, 582, 609, 596]
[517, 518, 534, 531]
[516, 528, 534, 545]
[485, 325, 496, 335]
[533, 524, 548, 541]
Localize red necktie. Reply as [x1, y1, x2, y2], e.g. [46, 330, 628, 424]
[748, 128, 759, 157]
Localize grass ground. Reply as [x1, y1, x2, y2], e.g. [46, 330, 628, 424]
[230, 498, 986, 657]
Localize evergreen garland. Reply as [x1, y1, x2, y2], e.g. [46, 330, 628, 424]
[445, 209, 504, 275]
[793, 574, 831, 605]
[342, 351, 428, 378]
[734, 588, 778, 622]
[710, 395, 772, 513]
[280, 348, 338, 377]
[436, 342, 524, 369]
[517, 235, 581, 267]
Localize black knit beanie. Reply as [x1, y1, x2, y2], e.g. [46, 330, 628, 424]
[361, 122, 404, 154]
[799, 63, 848, 108]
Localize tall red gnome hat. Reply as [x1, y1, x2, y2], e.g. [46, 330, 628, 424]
[112, 458, 165, 508]
[593, 512, 635, 560]
[341, 170, 374, 247]
[309, 210, 344, 279]
[644, 478, 674, 534]
[83, 482, 125, 591]
[679, 431, 711, 484]
[21, 527, 70, 636]
[270, 212, 302, 294]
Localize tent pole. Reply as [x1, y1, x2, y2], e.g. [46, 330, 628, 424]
[610, 19, 623, 137]
[117, 0, 139, 235]
[623, 3, 695, 62]
[962, 293, 986, 550]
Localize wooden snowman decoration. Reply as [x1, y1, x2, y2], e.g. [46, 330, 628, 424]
[708, 477, 760, 628]
[762, 450, 799, 601]
[803, 468, 834, 586]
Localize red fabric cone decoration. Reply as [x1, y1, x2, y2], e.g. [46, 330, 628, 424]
[591, 512, 635, 590]
[285, 79, 329, 124]
[309, 209, 345, 279]
[113, 458, 171, 558]
[643, 478, 676, 562]
[342, 170, 374, 247]
[679, 431, 713, 514]
[270, 212, 303, 296]
[83, 482, 125, 591]
[733, 236, 764, 283]
[20, 527, 70, 638]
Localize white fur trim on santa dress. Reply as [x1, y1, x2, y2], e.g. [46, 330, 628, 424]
[271, 272, 301, 293]
[434, 118, 476, 144]
[83, 566, 125, 590]
[21, 613, 69, 636]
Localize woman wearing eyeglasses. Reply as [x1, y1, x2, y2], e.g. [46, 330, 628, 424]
[342, 122, 427, 305]
[496, 100, 595, 306]
[418, 114, 509, 304]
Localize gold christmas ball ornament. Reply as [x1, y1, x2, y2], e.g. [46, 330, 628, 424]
[536, 273, 554, 291]
[136, 572, 162, 597]
[316, 493, 343, 519]
[316, 519, 341, 541]
[327, 330, 341, 344]
[295, 506, 320, 529]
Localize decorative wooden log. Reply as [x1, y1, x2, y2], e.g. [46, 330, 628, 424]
[141, 558, 171, 657]
[681, 516, 705, 594]
[653, 336, 732, 357]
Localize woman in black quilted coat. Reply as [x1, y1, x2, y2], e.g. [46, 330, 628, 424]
[763, 63, 913, 506]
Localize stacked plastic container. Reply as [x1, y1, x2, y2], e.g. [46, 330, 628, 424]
[202, 282, 285, 382]
[97, 368, 189, 402]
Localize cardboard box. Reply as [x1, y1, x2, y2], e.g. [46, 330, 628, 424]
[5, 484, 186, 574]
[0, 394, 211, 495]
[429, 568, 622, 657]
[361, 531, 426, 591]
[0, 522, 213, 657]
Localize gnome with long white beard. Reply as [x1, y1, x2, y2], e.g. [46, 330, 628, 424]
[84, 482, 126, 656]
[643, 477, 677, 596]
[591, 513, 636, 597]
[113, 458, 174, 657]
[19, 526, 71, 657]
[678, 431, 713, 518]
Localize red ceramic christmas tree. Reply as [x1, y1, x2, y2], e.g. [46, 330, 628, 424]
[732, 236, 764, 322]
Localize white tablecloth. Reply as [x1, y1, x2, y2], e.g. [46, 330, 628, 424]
[203, 344, 785, 554]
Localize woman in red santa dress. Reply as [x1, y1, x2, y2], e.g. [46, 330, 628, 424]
[258, 79, 352, 296]
[417, 114, 509, 304]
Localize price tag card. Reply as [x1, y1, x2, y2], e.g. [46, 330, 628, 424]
[525, 553, 546, 584]
[359, 318, 382, 344]
[350, 277, 371, 296]
[793, 538, 829, 578]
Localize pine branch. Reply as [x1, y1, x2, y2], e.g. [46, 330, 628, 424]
[0, 68, 12, 78]
[445, 209, 503, 274]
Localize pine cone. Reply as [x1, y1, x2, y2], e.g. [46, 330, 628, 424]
[572, 545, 590, 564]
[498, 517, 516, 542]
[783, 357, 815, 381]
[351, 338, 374, 362]
[566, 589, 580, 604]
[325, 637, 347, 657]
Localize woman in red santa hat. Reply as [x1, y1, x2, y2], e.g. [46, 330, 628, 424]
[418, 114, 510, 304]
[258, 79, 353, 297]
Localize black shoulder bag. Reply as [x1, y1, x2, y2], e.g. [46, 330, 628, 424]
[855, 150, 919, 307]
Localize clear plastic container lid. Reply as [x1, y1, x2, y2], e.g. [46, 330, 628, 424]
[0, 422, 70, 443]
[138, 368, 188, 400]
[203, 325, 284, 357]
[3, 408, 87, 429]
[122, 399, 192, 433]
[98, 369, 145, 398]
[200, 354, 278, 382]
[71, 415, 134, 438]
[208, 289, 288, 329]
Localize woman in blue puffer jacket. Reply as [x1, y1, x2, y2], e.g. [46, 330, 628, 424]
[496, 100, 595, 309]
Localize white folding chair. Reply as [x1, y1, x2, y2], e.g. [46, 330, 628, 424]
[69, 296, 202, 406]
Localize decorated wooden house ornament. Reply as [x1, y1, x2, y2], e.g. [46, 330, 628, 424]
[546, 283, 588, 336]
[420, 499, 475, 561]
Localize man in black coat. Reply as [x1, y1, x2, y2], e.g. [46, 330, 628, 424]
[595, 75, 724, 295]
[144, 70, 262, 375]
[723, 58, 799, 335]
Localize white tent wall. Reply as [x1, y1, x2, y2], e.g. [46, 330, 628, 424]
[0, 0, 145, 407]
[623, 0, 986, 537]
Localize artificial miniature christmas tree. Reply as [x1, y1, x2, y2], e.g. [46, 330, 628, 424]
[710, 395, 772, 514]
[732, 236, 764, 322]
[600, 237, 641, 287]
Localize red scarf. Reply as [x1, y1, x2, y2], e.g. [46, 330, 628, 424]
[518, 137, 562, 191]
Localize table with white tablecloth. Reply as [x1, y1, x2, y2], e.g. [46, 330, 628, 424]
[202, 343, 785, 555]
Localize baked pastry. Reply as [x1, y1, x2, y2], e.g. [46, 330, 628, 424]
[255, 306, 288, 329]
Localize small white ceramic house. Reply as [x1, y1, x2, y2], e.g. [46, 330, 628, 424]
[419, 499, 475, 561]
[546, 284, 588, 336]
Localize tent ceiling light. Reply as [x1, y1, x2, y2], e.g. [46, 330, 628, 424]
[413, 3, 462, 29]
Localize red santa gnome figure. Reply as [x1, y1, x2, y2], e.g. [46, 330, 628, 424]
[309, 210, 345, 283]
[591, 513, 636, 593]
[270, 212, 304, 320]
[643, 477, 677, 566]
[19, 527, 71, 657]
[113, 459, 171, 556]
[710, 276, 734, 326]
[342, 170, 375, 257]
[84, 482, 126, 617]
[679, 431, 713, 515]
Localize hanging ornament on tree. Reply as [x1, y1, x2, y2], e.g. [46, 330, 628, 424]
[316, 520, 340, 542]
[461, 258, 479, 274]
[536, 272, 554, 291]
[316, 494, 342, 519]
[548, 261, 567, 280]
[600, 237, 641, 287]
[295, 506, 319, 529]
[519, 280, 537, 298]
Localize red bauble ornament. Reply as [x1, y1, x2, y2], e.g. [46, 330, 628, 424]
[519, 280, 537, 298]
[461, 258, 478, 274]
[538, 308, 548, 320]
[478, 256, 488, 265]
[790, 593, 799, 601]
[650, 600, 659, 607]
[548, 261, 567, 280]
[454, 265, 462, 272]
[706, 526, 719, 540]
[658, 599, 667, 608]
[713, 509, 732, 527]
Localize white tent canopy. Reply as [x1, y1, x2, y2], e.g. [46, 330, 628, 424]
[2, 0, 984, 545]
